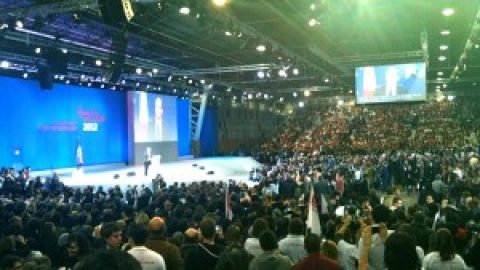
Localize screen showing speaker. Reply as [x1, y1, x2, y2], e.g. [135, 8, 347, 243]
[355, 62, 426, 104]
[130, 91, 178, 143]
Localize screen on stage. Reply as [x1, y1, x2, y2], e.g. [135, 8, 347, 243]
[128, 91, 180, 164]
[131, 92, 178, 142]
[355, 62, 426, 104]
[0, 76, 128, 170]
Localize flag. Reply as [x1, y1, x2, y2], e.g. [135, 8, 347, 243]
[320, 194, 329, 215]
[225, 183, 233, 221]
[76, 142, 83, 168]
[306, 185, 321, 235]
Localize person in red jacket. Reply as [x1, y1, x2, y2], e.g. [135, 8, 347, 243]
[293, 233, 340, 270]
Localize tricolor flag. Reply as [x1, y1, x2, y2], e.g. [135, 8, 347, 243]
[306, 185, 321, 235]
[225, 183, 233, 221]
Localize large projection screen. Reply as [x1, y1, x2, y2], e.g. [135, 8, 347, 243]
[355, 62, 426, 104]
[128, 91, 179, 164]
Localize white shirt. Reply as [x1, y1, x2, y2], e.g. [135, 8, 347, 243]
[357, 230, 394, 270]
[128, 246, 166, 270]
[244, 238, 263, 257]
[337, 239, 358, 270]
[278, 235, 307, 263]
[423, 251, 467, 270]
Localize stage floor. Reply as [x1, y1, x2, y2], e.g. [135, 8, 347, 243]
[31, 156, 262, 190]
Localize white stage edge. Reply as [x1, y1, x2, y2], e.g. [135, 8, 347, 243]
[31, 157, 262, 190]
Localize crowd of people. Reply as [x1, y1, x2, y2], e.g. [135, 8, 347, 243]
[0, 100, 479, 270]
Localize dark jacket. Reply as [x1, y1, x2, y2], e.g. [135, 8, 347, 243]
[216, 244, 252, 270]
[146, 236, 184, 270]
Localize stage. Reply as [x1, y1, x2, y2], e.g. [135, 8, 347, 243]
[31, 156, 262, 190]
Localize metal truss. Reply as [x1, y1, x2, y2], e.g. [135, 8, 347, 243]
[334, 50, 424, 68]
[176, 63, 283, 76]
[3, 0, 99, 18]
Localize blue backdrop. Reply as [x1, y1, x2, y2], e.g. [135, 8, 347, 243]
[0, 76, 128, 170]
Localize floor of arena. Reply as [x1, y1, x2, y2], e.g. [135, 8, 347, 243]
[31, 156, 262, 190]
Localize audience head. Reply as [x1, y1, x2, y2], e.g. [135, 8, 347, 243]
[385, 232, 419, 270]
[66, 232, 90, 258]
[252, 218, 269, 238]
[372, 205, 391, 224]
[75, 249, 142, 270]
[148, 217, 167, 237]
[199, 217, 216, 240]
[321, 240, 338, 260]
[101, 222, 122, 249]
[431, 228, 456, 261]
[304, 233, 321, 254]
[225, 225, 242, 246]
[259, 230, 278, 251]
[128, 223, 149, 246]
[289, 217, 304, 235]
[184, 228, 199, 244]
[0, 255, 22, 270]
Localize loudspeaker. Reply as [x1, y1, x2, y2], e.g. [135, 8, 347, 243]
[38, 64, 53, 90]
[46, 49, 68, 73]
[99, 0, 135, 25]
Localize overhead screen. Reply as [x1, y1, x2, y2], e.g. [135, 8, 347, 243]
[355, 62, 426, 104]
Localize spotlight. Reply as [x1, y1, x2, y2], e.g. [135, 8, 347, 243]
[292, 92, 298, 97]
[136, 68, 142, 74]
[440, 30, 450, 36]
[438, 56, 447, 61]
[292, 68, 299, 76]
[225, 31, 232, 36]
[308, 18, 317, 27]
[0, 60, 10, 68]
[212, 0, 228, 7]
[23, 73, 28, 79]
[324, 77, 330, 83]
[95, 59, 102, 66]
[437, 71, 444, 76]
[153, 68, 158, 74]
[61, 48, 68, 54]
[256, 45, 266, 52]
[439, 45, 448, 50]
[226, 87, 232, 92]
[337, 100, 344, 106]
[278, 69, 288, 78]
[310, 4, 316, 10]
[35, 48, 42, 54]
[248, 93, 253, 99]
[200, 79, 206, 84]
[168, 75, 173, 82]
[15, 20, 24, 29]
[257, 71, 265, 79]
[298, 101, 305, 108]
[179, 6, 191, 15]
[304, 90, 311, 97]
[442, 8, 455, 17]
[279, 97, 284, 102]
[66, 80, 70, 84]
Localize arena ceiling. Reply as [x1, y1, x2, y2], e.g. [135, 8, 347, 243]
[0, 0, 479, 99]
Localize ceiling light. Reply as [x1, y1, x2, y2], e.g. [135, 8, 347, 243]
[23, 73, 28, 79]
[61, 48, 68, 54]
[438, 56, 447, 61]
[136, 68, 142, 74]
[279, 97, 284, 102]
[168, 75, 173, 82]
[310, 4, 316, 10]
[293, 92, 298, 97]
[225, 31, 232, 36]
[278, 69, 288, 78]
[0, 60, 10, 68]
[475, 44, 480, 49]
[200, 79, 205, 84]
[15, 20, 23, 29]
[66, 80, 70, 84]
[440, 30, 450, 36]
[256, 45, 266, 52]
[292, 68, 299, 76]
[442, 8, 455, 16]
[299, 101, 305, 108]
[226, 87, 232, 92]
[337, 100, 344, 106]
[264, 94, 269, 99]
[439, 45, 448, 50]
[324, 78, 330, 83]
[257, 70, 265, 79]
[308, 18, 317, 27]
[35, 48, 41, 54]
[437, 77, 443, 81]
[248, 93, 253, 100]
[437, 71, 444, 76]
[212, 0, 228, 7]
[179, 6, 190, 15]
[304, 90, 311, 97]
[152, 68, 158, 74]
[95, 59, 102, 66]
